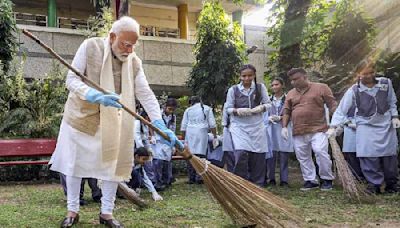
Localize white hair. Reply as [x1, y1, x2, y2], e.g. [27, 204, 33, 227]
[110, 16, 140, 36]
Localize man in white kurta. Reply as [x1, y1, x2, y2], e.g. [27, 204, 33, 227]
[50, 17, 181, 227]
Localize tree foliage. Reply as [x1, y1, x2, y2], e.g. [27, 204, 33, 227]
[300, 0, 335, 68]
[0, 0, 18, 73]
[188, 0, 246, 108]
[376, 51, 400, 108]
[232, 0, 266, 5]
[266, 0, 376, 94]
[85, 6, 114, 38]
[321, 1, 375, 95]
[265, 0, 312, 86]
[0, 60, 68, 138]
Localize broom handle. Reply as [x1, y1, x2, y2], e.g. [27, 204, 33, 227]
[22, 29, 175, 147]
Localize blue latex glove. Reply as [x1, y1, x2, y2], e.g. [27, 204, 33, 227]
[85, 88, 122, 108]
[152, 119, 183, 149]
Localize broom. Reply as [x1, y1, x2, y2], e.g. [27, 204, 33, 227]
[117, 182, 148, 208]
[23, 29, 303, 227]
[325, 111, 372, 203]
[328, 136, 373, 203]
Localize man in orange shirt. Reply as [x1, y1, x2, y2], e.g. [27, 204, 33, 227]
[282, 68, 338, 191]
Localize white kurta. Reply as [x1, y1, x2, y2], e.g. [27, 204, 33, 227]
[181, 103, 216, 156]
[49, 39, 161, 182]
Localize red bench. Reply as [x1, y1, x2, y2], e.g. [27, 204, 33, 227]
[0, 139, 184, 166]
[0, 139, 56, 166]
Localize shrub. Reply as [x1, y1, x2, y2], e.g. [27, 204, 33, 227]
[0, 60, 68, 138]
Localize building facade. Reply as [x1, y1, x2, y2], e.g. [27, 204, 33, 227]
[12, 0, 269, 96]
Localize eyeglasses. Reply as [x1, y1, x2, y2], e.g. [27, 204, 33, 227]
[120, 41, 135, 49]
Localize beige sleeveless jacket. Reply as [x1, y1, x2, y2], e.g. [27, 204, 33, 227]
[63, 37, 140, 136]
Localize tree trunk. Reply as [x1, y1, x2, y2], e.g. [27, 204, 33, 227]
[278, 0, 311, 87]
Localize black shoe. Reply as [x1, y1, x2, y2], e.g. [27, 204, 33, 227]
[300, 181, 319, 191]
[269, 180, 277, 186]
[99, 215, 124, 228]
[280, 181, 289, 187]
[365, 184, 381, 195]
[320, 180, 333, 191]
[384, 184, 399, 194]
[196, 179, 204, 184]
[79, 199, 87, 206]
[60, 214, 79, 227]
[186, 180, 195, 185]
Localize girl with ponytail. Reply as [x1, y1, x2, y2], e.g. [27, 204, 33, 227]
[224, 64, 272, 186]
[264, 77, 294, 187]
[180, 96, 217, 184]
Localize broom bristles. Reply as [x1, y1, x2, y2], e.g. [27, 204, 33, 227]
[328, 137, 374, 203]
[187, 151, 304, 227]
[117, 183, 149, 208]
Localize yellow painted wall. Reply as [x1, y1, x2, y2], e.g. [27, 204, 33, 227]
[131, 5, 199, 40]
[131, 5, 178, 28]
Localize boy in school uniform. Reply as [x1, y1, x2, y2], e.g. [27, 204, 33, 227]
[127, 147, 163, 201]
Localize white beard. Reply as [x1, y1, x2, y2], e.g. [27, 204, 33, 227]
[116, 54, 128, 62]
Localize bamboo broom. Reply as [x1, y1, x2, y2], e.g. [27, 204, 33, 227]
[328, 136, 373, 203]
[325, 110, 373, 203]
[23, 29, 303, 227]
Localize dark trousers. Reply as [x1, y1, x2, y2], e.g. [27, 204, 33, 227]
[167, 160, 174, 185]
[343, 152, 364, 180]
[266, 151, 289, 183]
[209, 159, 224, 168]
[223, 151, 235, 173]
[153, 159, 170, 187]
[59, 173, 102, 200]
[127, 168, 142, 189]
[359, 155, 399, 186]
[233, 150, 266, 186]
[187, 154, 206, 183]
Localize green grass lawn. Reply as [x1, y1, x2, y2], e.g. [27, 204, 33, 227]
[1, 167, 400, 227]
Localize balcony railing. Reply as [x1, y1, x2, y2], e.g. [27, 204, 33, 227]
[58, 17, 89, 30]
[14, 12, 181, 39]
[140, 25, 180, 39]
[14, 12, 88, 30]
[14, 12, 47, 27]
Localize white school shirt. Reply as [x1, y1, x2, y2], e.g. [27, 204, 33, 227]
[181, 103, 216, 155]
